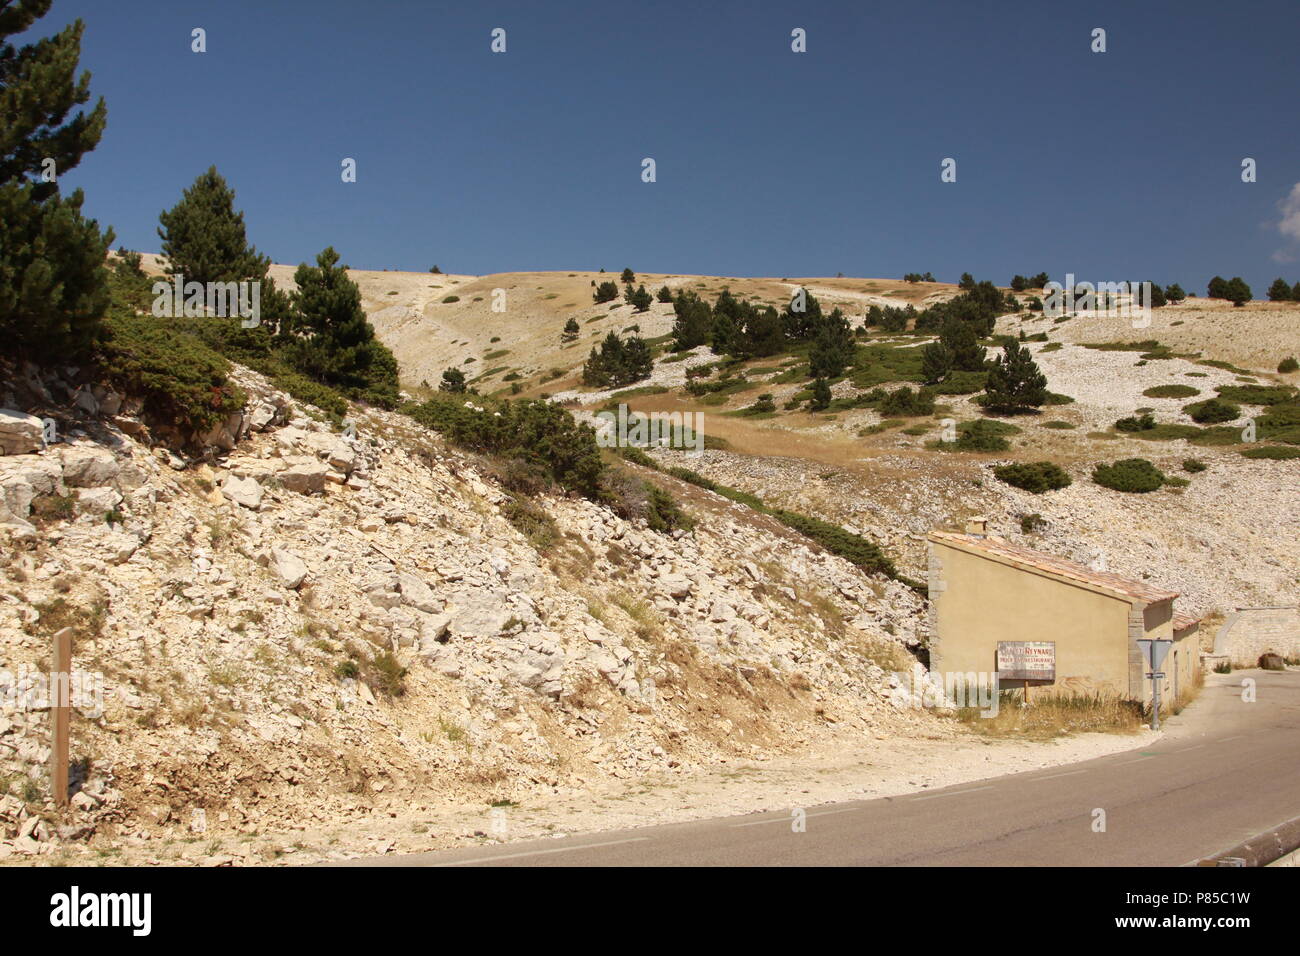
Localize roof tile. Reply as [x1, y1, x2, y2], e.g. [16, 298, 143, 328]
[929, 531, 1179, 604]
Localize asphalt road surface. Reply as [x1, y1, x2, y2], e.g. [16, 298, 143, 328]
[354, 669, 1300, 866]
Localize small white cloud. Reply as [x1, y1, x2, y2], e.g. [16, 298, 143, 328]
[1276, 182, 1300, 242]
[1272, 183, 1300, 262]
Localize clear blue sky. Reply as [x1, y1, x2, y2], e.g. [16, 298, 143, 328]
[33, 0, 1300, 292]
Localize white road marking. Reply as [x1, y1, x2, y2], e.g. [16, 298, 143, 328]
[910, 785, 994, 802]
[730, 806, 859, 828]
[1035, 769, 1088, 780]
[1218, 735, 1245, 742]
[430, 836, 649, 866]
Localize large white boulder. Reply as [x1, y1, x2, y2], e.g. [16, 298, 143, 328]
[222, 474, 264, 510]
[271, 548, 308, 589]
[0, 410, 43, 456]
[60, 445, 119, 487]
[279, 457, 328, 495]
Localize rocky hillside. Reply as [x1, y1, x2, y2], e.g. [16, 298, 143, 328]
[0, 361, 930, 863]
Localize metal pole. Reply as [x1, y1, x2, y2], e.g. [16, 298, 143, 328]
[1150, 671, 1160, 731]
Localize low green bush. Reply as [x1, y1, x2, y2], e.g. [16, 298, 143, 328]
[1142, 384, 1199, 399]
[1215, 384, 1296, 406]
[929, 370, 986, 395]
[937, 419, 1017, 452]
[404, 393, 604, 496]
[615, 446, 659, 470]
[99, 312, 246, 440]
[1240, 445, 1300, 460]
[1184, 398, 1240, 424]
[1255, 401, 1300, 443]
[1020, 512, 1046, 533]
[772, 510, 897, 578]
[1182, 458, 1207, 473]
[879, 386, 935, 417]
[993, 461, 1072, 493]
[1115, 413, 1156, 432]
[1091, 458, 1167, 493]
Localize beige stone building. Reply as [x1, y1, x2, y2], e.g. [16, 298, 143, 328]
[927, 519, 1199, 704]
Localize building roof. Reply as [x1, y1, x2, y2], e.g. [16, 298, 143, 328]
[929, 530, 1179, 605]
[1173, 612, 1201, 631]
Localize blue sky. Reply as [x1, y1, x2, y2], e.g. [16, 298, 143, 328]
[33, 0, 1300, 292]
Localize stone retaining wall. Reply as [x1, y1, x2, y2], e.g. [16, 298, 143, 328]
[1213, 607, 1300, 667]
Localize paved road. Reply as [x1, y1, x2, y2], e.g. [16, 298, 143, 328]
[354, 669, 1300, 866]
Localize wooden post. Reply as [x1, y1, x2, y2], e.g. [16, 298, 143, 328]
[51, 626, 73, 807]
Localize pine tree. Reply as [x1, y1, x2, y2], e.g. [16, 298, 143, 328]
[1145, 281, 1166, 308]
[1165, 283, 1186, 303]
[1207, 276, 1229, 299]
[620, 336, 653, 383]
[582, 333, 619, 387]
[1268, 278, 1293, 301]
[630, 284, 652, 313]
[562, 317, 579, 338]
[620, 268, 635, 284]
[781, 288, 824, 341]
[742, 306, 785, 358]
[1294, 282, 1300, 301]
[808, 308, 854, 378]
[983, 341, 1047, 412]
[582, 332, 652, 387]
[670, 291, 712, 351]
[439, 367, 466, 392]
[920, 341, 953, 384]
[710, 310, 738, 355]
[285, 247, 399, 405]
[158, 167, 269, 285]
[0, 2, 112, 358]
[656, 285, 673, 303]
[1224, 277, 1251, 306]
[939, 317, 986, 372]
[810, 377, 832, 411]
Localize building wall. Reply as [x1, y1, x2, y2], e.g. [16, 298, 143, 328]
[929, 541, 1136, 695]
[1213, 607, 1300, 667]
[1169, 625, 1201, 704]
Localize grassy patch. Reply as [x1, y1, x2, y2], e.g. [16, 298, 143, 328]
[1240, 445, 1300, 460]
[955, 691, 1143, 738]
[1142, 384, 1199, 399]
[1215, 384, 1296, 406]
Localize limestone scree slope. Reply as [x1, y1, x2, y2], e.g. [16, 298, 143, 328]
[0, 363, 931, 860]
